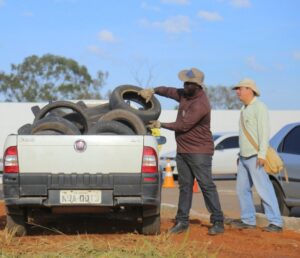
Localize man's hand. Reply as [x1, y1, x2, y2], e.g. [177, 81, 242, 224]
[147, 120, 161, 129]
[257, 158, 265, 168]
[138, 88, 154, 103]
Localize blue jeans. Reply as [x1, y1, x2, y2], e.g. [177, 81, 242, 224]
[237, 156, 282, 227]
[175, 153, 224, 225]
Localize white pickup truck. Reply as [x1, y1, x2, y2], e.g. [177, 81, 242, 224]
[3, 134, 163, 236]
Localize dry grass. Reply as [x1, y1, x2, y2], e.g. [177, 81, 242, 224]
[0, 229, 219, 258]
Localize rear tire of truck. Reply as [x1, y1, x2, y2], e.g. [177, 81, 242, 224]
[88, 120, 135, 135]
[6, 211, 27, 237]
[109, 85, 161, 123]
[31, 116, 81, 135]
[99, 109, 147, 135]
[140, 214, 161, 235]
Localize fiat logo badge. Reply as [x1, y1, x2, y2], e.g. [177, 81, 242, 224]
[74, 139, 87, 152]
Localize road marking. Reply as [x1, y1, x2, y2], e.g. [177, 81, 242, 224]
[161, 202, 210, 219]
[217, 189, 236, 195]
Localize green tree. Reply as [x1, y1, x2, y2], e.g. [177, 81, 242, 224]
[0, 54, 108, 102]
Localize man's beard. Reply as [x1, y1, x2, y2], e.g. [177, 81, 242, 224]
[183, 87, 198, 97]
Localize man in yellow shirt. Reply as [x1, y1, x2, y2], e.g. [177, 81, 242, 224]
[232, 78, 282, 232]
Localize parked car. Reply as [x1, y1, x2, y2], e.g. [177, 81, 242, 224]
[268, 122, 300, 216]
[160, 132, 239, 179]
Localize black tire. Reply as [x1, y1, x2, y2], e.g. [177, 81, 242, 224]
[109, 85, 161, 123]
[34, 101, 89, 134]
[86, 103, 110, 116]
[33, 130, 63, 135]
[272, 181, 291, 216]
[86, 103, 111, 123]
[31, 116, 81, 135]
[31, 105, 41, 117]
[140, 214, 161, 235]
[6, 208, 27, 237]
[88, 120, 135, 135]
[99, 109, 147, 135]
[76, 100, 87, 109]
[18, 123, 33, 135]
[62, 112, 86, 133]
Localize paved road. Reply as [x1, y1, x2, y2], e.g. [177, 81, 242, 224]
[162, 180, 300, 219]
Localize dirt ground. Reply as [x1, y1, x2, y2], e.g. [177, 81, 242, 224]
[1, 203, 300, 258]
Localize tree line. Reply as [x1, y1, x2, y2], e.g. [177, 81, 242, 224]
[0, 54, 241, 109]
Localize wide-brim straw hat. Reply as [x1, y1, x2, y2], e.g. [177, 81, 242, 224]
[232, 78, 260, 96]
[178, 68, 205, 87]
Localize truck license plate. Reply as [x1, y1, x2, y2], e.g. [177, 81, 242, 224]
[60, 190, 101, 204]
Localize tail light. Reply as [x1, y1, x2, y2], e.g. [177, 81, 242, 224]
[142, 146, 158, 173]
[4, 146, 19, 173]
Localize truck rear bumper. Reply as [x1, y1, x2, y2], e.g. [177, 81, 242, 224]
[3, 173, 161, 214]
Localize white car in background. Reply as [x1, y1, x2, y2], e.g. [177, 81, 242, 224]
[160, 132, 239, 180]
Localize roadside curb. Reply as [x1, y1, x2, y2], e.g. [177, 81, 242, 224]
[161, 203, 300, 232]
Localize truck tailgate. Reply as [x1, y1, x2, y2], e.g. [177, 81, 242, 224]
[17, 135, 144, 174]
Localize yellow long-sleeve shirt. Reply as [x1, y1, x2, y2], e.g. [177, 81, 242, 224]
[239, 97, 270, 159]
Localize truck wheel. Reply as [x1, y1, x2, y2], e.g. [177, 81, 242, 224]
[99, 109, 147, 135]
[88, 120, 135, 135]
[109, 85, 161, 123]
[34, 101, 89, 134]
[139, 214, 161, 235]
[31, 116, 81, 135]
[6, 209, 27, 237]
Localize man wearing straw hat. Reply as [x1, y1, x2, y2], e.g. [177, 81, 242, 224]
[232, 78, 283, 232]
[138, 68, 224, 235]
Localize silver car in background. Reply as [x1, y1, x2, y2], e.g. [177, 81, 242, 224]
[269, 122, 300, 216]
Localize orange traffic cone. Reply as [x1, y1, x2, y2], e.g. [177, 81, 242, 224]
[163, 159, 175, 188]
[193, 179, 199, 193]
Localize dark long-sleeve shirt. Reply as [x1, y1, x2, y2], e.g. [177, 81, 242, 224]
[155, 86, 214, 155]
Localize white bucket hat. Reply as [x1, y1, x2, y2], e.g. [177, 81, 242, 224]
[232, 78, 260, 96]
[178, 68, 205, 87]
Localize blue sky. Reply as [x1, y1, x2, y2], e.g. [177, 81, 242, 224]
[0, 0, 300, 109]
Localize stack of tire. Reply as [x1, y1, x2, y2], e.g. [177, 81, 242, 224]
[18, 85, 161, 136]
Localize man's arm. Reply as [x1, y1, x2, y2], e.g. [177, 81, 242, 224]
[162, 101, 209, 132]
[257, 103, 270, 160]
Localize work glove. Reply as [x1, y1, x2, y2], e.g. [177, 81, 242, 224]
[138, 88, 155, 103]
[147, 120, 161, 129]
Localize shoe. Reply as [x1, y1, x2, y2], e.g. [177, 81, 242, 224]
[263, 224, 282, 232]
[231, 220, 256, 229]
[168, 222, 189, 234]
[208, 221, 224, 235]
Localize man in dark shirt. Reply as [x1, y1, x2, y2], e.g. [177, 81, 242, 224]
[139, 68, 224, 235]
